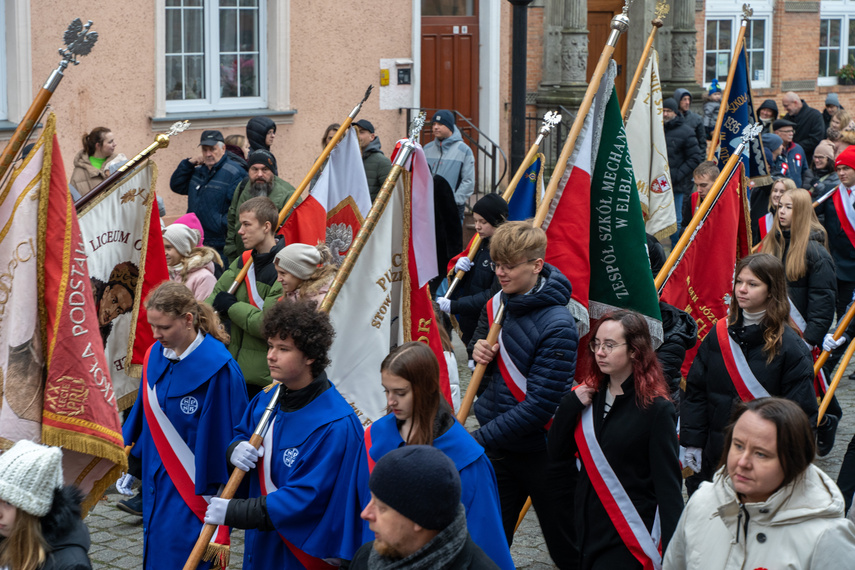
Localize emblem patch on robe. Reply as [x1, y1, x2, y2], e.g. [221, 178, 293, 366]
[283, 448, 299, 467]
[180, 396, 199, 415]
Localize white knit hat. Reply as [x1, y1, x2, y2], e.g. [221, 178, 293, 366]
[163, 223, 201, 258]
[274, 243, 321, 281]
[0, 440, 64, 517]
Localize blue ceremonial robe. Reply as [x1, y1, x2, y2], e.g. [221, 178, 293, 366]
[342, 413, 515, 570]
[234, 380, 363, 569]
[122, 335, 248, 570]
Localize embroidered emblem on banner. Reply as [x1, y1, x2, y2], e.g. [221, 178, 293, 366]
[283, 448, 299, 467]
[180, 396, 198, 415]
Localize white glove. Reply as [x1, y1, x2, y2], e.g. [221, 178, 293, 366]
[468, 359, 475, 372]
[455, 257, 473, 273]
[116, 473, 136, 496]
[682, 446, 703, 473]
[437, 297, 452, 313]
[230, 441, 264, 472]
[823, 333, 846, 353]
[204, 497, 229, 526]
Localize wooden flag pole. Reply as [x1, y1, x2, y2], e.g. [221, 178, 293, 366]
[707, 10, 751, 161]
[318, 113, 427, 313]
[443, 111, 561, 299]
[227, 86, 374, 295]
[182, 385, 281, 570]
[813, 300, 855, 376]
[620, 3, 669, 121]
[455, 9, 630, 428]
[818, 339, 855, 426]
[654, 124, 761, 291]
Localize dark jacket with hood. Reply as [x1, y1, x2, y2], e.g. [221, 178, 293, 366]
[361, 136, 392, 202]
[467, 264, 578, 453]
[811, 165, 840, 201]
[39, 486, 92, 570]
[778, 229, 837, 347]
[681, 318, 818, 481]
[758, 99, 779, 134]
[674, 88, 707, 153]
[664, 114, 704, 196]
[657, 301, 698, 393]
[246, 116, 279, 173]
[783, 100, 826, 163]
[449, 236, 498, 347]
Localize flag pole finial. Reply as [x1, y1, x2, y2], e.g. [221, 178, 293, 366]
[742, 4, 754, 21]
[534, 111, 562, 147]
[654, 1, 670, 23]
[409, 111, 427, 143]
[741, 123, 763, 144]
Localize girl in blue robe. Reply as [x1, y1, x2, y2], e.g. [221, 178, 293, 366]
[342, 341, 515, 569]
[120, 282, 248, 570]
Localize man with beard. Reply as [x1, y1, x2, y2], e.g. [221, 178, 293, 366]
[90, 261, 139, 346]
[225, 149, 296, 261]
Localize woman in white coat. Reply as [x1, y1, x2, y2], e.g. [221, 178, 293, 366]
[664, 397, 855, 569]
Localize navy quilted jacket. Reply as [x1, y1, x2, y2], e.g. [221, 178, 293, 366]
[468, 264, 578, 453]
[170, 154, 247, 249]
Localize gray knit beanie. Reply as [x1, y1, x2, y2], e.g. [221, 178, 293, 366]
[274, 243, 321, 281]
[0, 440, 64, 517]
[163, 223, 201, 258]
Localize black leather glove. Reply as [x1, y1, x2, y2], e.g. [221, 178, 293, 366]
[212, 291, 238, 315]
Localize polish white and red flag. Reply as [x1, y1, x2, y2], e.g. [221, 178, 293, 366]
[278, 127, 372, 262]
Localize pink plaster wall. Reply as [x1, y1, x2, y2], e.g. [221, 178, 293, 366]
[32, 1, 413, 220]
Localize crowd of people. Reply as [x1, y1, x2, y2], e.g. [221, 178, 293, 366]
[8, 96, 855, 570]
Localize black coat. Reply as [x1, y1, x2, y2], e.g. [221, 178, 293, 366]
[811, 168, 839, 201]
[779, 230, 837, 347]
[783, 100, 826, 163]
[40, 486, 92, 570]
[681, 320, 818, 480]
[816, 191, 855, 282]
[449, 237, 497, 346]
[656, 301, 698, 392]
[548, 379, 684, 569]
[347, 534, 500, 569]
[434, 175, 463, 280]
[664, 115, 703, 196]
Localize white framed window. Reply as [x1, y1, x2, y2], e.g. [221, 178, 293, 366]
[703, 1, 773, 89]
[164, 0, 267, 113]
[819, 1, 855, 85]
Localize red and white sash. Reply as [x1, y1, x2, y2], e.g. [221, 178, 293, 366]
[832, 185, 855, 249]
[788, 300, 830, 394]
[574, 406, 662, 570]
[716, 322, 771, 402]
[259, 420, 335, 569]
[241, 250, 264, 309]
[758, 213, 773, 241]
[140, 348, 231, 556]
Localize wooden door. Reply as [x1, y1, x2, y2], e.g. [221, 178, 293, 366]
[421, 0, 479, 144]
[587, 1, 627, 103]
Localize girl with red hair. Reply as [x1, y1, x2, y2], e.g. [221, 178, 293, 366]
[548, 310, 684, 570]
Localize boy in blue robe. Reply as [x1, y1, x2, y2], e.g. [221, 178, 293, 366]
[204, 299, 364, 568]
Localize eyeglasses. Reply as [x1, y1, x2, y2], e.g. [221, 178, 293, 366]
[589, 340, 627, 354]
[777, 129, 794, 134]
[490, 258, 538, 273]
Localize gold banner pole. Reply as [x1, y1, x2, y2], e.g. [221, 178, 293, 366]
[620, 2, 669, 121]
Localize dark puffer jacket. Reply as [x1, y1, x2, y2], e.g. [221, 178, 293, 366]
[361, 136, 392, 202]
[674, 88, 707, 154]
[468, 264, 578, 453]
[664, 114, 703, 196]
[816, 191, 855, 282]
[811, 168, 840, 201]
[246, 116, 276, 152]
[449, 237, 497, 347]
[681, 320, 818, 481]
[169, 153, 248, 249]
[40, 486, 92, 570]
[656, 301, 698, 393]
[779, 230, 837, 347]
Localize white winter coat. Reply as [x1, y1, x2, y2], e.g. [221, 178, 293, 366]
[664, 464, 855, 569]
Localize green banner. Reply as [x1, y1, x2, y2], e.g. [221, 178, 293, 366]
[589, 87, 662, 340]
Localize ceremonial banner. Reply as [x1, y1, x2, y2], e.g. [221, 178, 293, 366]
[541, 66, 614, 333]
[716, 43, 769, 184]
[508, 154, 544, 221]
[328, 144, 449, 425]
[78, 162, 169, 410]
[589, 83, 663, 344]
[625, 52, 677, 241]
[0, 113, 126, 515]
[279, 128, 372, 264]
[660, 164, 751, 378]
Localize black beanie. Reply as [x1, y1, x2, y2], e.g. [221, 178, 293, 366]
[472, 193, 508, 228]
[662, 98, 678, 113]
[247, 149, 278, 176]
[368, 445, 461, 530]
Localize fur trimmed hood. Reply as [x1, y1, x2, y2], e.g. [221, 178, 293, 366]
[40, 486, 92, 570]
[170, 247, 219, 279]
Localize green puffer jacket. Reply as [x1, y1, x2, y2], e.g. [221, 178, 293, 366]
[207, 239, 285, 387]
[224, 176, 297, 261]
[362, 137, 392, 202]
